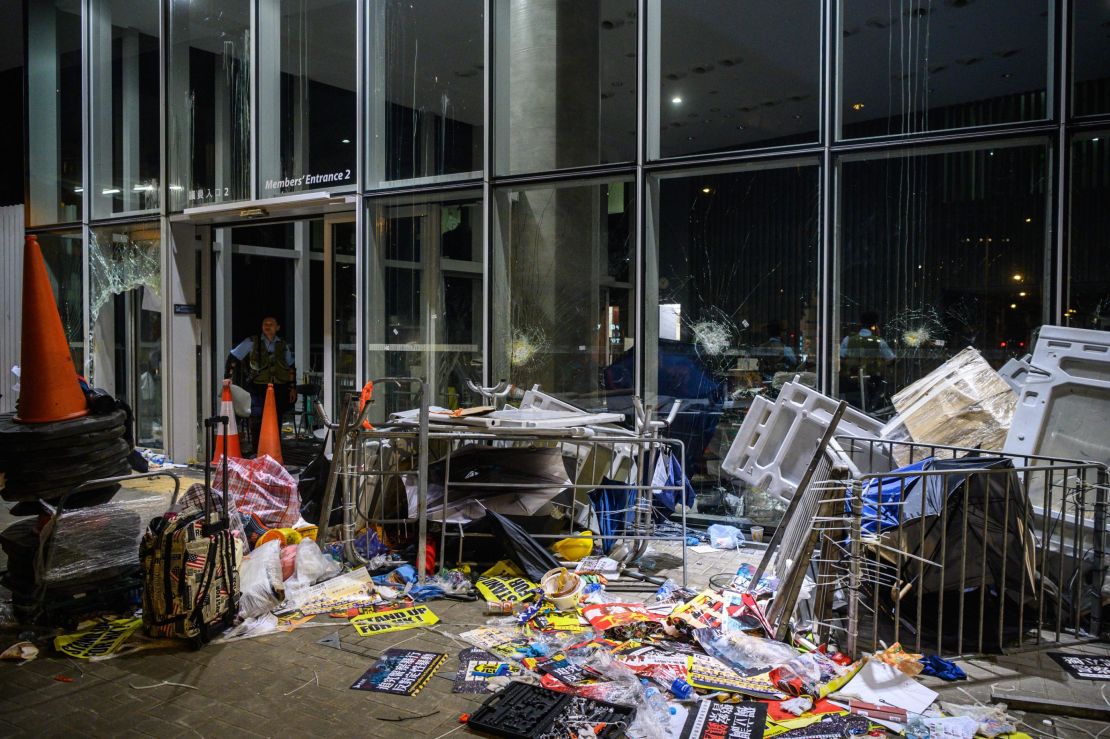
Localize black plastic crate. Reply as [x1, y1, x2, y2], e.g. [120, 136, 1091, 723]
[467, 681, 635, 739]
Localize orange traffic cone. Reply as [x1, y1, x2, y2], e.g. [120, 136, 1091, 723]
[255, 383, 283, 464]
[15, 235, 88, 424]
[212, 379, 243, 462]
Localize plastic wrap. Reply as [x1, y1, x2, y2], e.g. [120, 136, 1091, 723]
[886, 347, 1016, 463]
[41, 494, 166, 584]
[239, 539, 284, 618]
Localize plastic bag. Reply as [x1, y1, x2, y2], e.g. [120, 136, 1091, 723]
[704, 630, 798, 672]
[707, 524, 746, 550]
[937, 702, 1019, 738]
[239, 540, 284, 618]
[214, 455, 301, 529]
[280, 545, 297, 581]
[291, 539, 341, 585]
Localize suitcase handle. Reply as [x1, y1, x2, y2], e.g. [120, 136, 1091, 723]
[203, 415, 231, 534]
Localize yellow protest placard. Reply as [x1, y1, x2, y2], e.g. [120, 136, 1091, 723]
[350, 606, 439, 636]
[475, 576, 537, 603]
[54, 617, 143, 659]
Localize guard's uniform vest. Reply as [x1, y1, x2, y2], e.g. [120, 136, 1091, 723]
[842, 332, 886, 378]
[248, 335, 292, 385]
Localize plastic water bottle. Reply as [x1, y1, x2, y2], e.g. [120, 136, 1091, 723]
[640, 681, 677, 736]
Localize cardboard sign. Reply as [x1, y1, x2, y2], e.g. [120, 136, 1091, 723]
[475, 576, 537, 603]
[452, 648, 517, 693]
[350, 648, 446, 695]
[288, 568, 376, 615]
[686, 654, 784, 699]
[683, 700, 769, 739]
[581, 602, 667, 633]
[54, 618, 143, 659]
[350, 605, 439, 636]
[459, 626, 531, 660]
[1049, 652, 1110, 680]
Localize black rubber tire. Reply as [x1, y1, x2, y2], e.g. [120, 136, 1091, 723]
[0, 410, 125, 441]
[0, 424, 127, 460]
[1, 439, 132, 480]
[1, 458, 132, 500]
[8, 484, 121, 515]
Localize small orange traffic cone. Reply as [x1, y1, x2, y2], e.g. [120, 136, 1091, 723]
[15, 235, 88, 424]
[212, 379, 242, 462]
[254, 383, 283, 464]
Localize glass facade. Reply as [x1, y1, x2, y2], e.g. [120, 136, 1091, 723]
[367, 192, 484, 415]
[258, 0, 358, 195]
[21, 1, 1110, 474]
[1073, 1, 1110, 117]
[1068, 133, 1110, 329]
[89, 222, 164, 448]
[26, 1, 83, 226]
[493, 0, 637, 175]
[652, 0, 821, 158]
[835, 143, 1049, 413]
[367, 0, 484, 186]
[646, 162, 819, 486]
[494, 179, 634, 410]
[89, 0, 161, 217]
[167, 0, 252, 210]
[839, 0, 1049, 139]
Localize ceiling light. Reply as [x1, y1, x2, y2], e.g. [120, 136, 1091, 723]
[1019, 291, 1027, 297]
[1012, 273, 1023, 282]
[102, 188, 121, 195]
[701, 187, 712, 194]
[168, 185, 183, 191]
[851, 102, 865, 111]
[341, 138, 351, 144]
[1024, 217, 1032, 223]
[1010, 303, 1017, 309]
[74, 187, 83, 193]
[671, 96, 683, 104]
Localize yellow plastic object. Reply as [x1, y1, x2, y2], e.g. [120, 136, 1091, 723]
[257, 527, 303, 548]
[550, 531, 594, 562]
[482, 559, 525, 577]
[296, 524, 319, 542]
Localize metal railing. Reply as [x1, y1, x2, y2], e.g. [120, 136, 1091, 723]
[825, 438, 1107, 658]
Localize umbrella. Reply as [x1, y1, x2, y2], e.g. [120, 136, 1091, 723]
[484, 509, 561, 582]
[589, 478, 634, 555]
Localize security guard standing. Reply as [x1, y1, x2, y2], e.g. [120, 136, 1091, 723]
[226, 316, 297, 452]
[839, 311, 894, 412]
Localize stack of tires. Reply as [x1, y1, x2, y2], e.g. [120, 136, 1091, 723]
[0, 410, 131, 514]
[0, 410, 138, 625]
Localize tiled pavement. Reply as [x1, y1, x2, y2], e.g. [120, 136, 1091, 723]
[0, 475, 1106, 737]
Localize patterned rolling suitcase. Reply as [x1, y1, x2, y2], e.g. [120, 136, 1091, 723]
[140, 416, 242, 645]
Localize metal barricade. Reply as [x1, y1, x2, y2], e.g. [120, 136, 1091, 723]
[315, 378, 430, 580]
[316, 386, 690, 588]
[829, 438, 1107, 658]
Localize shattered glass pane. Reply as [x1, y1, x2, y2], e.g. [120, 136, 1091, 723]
[88, 223, 164, 448]
[837, 144, 1048, 415]
[647, 165, 819, 524]
[89, 228, 161, 327]
[495, 180, 634, 411]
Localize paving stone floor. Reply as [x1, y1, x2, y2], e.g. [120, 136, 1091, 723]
[0, 473, 1106, 737]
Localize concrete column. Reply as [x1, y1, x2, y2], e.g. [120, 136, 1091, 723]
[500, 1, 602, 398]
[121, 29, 140, 211]
[90, 1, 113, 216]
[27, 2, 60, 225]
[257, 0, 282, 189]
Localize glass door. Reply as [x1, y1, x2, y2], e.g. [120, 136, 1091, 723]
[324, 214, 357, 417]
